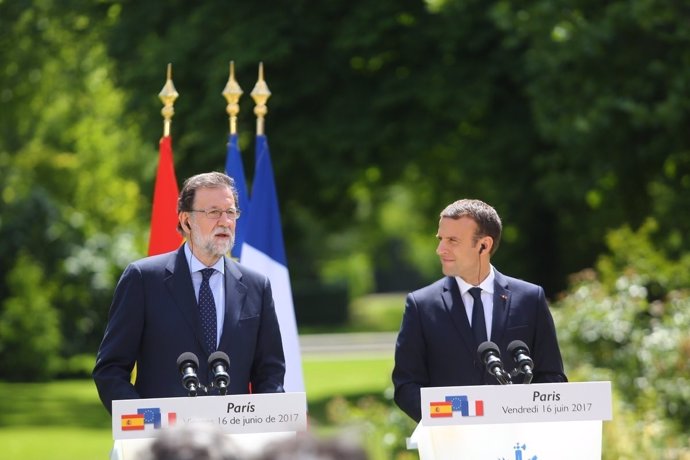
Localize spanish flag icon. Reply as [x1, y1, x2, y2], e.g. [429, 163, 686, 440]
[121, 414, 145, 431]
[429, 401, 453, 418]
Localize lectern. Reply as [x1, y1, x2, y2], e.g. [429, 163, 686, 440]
[109, 392, 307, 460]
[408, 381, 612, 460]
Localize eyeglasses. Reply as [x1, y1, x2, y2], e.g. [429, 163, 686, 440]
[189, 208, 241, 220]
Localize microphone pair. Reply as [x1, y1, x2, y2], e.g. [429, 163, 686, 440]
[176, 351, 231, 396]
[477, 340, 534, 385]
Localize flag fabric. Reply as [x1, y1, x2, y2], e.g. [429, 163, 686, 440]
[224, 133, 250, 259]
[137, 407, 162, 428]
[466, 400, 484, 417]
[121, 414, 145, 431]
[445, 395, 468, 412]
[148, 135, 182, 256]
[443, 395, 485, 416]
[429, 401, 453, 418]
[241, 134, 304, 392]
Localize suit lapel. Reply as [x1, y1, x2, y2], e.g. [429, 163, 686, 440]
[490, 269, 511, 343]
[217, 257, 247, 351]
[165, 247, 206, 352]
[442, 277, 477, 354]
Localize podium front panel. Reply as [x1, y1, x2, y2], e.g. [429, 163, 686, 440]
[421, 381, 611, 426]
[112, 392, 307, 440]
[411, 382, 612, 460]
[412, 420, 602, 460]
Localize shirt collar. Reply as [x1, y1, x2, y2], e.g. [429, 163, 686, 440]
[184, 242, 226, 274]
[455, 265, 495, 296]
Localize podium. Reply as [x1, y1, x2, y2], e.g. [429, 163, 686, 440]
[109, 392, 307, 460]
[408, 381, 612, 460]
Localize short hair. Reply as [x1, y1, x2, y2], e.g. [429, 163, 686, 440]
[177, 172, 239, 233]
[178, 172, 239, 213]
[440, 199, 502, 254]
[143, 424, 242, 460]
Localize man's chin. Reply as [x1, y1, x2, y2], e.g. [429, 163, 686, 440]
[440, 267, 458, 278]
[214, 241, 233, 256]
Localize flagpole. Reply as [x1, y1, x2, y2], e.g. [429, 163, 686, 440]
[251, 62, 271, 136]
[159, 63, 179, 137]
[245, 63, 305, 391]
[222, 61, 243, 135]
[142, 63, 182, 383]
[223, 62, 250, 259]
[148, 63, 183, 256]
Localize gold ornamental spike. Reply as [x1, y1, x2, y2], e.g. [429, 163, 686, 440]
[251, 62, 271, 136]
[159, 63, 179, 137]
[222, 61, 243, 135]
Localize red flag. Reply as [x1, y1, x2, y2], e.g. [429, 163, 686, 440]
[148, 135, 182, 255]
[120, 414, 145, 431]
[429, 401, 453, 418]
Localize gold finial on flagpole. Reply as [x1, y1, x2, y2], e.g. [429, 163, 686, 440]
[251, 62, 271, 136]
[159, 63, 179, 137]
[222, 61, 243, 135]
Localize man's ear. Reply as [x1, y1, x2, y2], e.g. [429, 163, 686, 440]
[478, 237, 494, 255]
[179, 212, 190, 232]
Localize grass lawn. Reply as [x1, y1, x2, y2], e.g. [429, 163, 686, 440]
[349, 293, 406, 332]
[0, 355, 396, 460]
[304, 354, 393, 401]
[0, 380, 111, 459]
[0, 427, 113, 460]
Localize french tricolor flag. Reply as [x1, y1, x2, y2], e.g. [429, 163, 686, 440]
[241, 134, 304, 392]
[466, 399, 484, 417]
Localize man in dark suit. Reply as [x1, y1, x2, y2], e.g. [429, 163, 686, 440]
[93, 172, 285, 413]
[392, 199, 566, 422]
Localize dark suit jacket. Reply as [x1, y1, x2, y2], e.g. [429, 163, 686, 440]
[93, 246, 285, 413]
[392, 269, 567, 421]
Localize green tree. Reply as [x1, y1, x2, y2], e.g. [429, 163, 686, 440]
[103, 0, 690, 297]
[553, 224, 690, 455]
[4, 0, 690, 381]
[101, 0, 554, 293]
[491, 0, 690, 287]
[0, 1, 151, 377]
[0, 252, 61, 381]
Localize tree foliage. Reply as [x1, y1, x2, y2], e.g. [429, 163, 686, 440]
[554, 224, 690, 455]
[0, 1, 148, 374]
[1, 0, 690, 406]
[96, 0, 690, 296]
[0, 252, 61, 381]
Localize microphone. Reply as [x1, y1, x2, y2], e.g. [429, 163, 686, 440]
[507, 340, 534, 384]
[477, 341, 511, 385]
[177, 352, 201, 396]
[208, 351, 230, 395]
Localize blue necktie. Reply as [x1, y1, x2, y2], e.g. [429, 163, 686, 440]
[199, 268, 217, 353]
[469, 287, 487, 346]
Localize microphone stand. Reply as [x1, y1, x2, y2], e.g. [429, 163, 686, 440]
[493, 367, 512, 385]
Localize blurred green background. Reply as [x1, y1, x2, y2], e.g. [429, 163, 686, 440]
[2, 0, 690, 458]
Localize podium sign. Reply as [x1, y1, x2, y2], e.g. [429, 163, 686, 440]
[112, 392, 307, 440]
[411, 382, 612, 460]
[421, 381, 611, 426]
